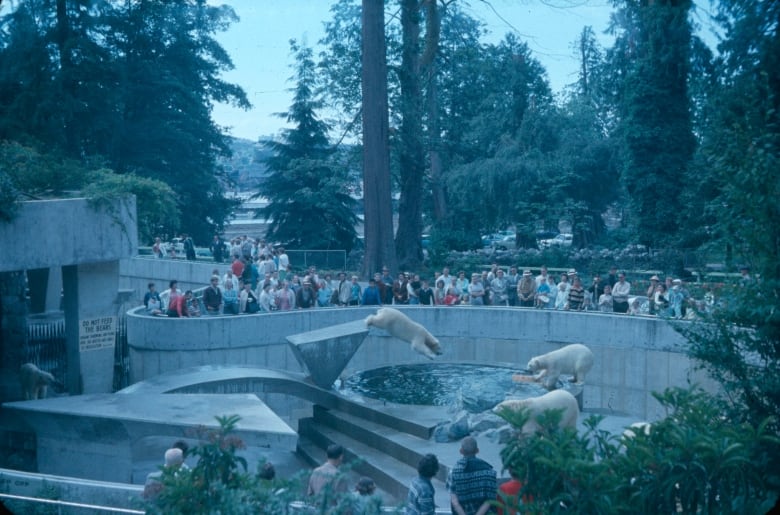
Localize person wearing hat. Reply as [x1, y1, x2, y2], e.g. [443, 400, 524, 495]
[446, 436, 496, 515]
[668, 278, 685, 319]
[566, 275, 586, 311]
[296, 277, 316, 309]
[517, 270, 536, 307]
[646, 275, 661, 314]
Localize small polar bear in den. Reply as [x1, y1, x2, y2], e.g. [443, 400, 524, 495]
[19, 362, 61, 400]
[365, 307, 442, 359]
[493, 389, 580, 435]
[527, 343, 594, 390]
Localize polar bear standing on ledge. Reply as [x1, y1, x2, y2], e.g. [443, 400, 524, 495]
[494, 389, 579, 435]
[365, 307, 443, 359]
[527, 343, 594, 390]
[19, 363, 59, 400]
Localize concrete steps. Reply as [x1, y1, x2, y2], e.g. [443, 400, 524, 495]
[310, 405, 451, 482]
[297, 405, 451, 510]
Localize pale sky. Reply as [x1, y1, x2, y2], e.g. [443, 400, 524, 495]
[211, 0, 618, 141]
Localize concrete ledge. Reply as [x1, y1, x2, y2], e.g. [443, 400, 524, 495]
[128, 306, 689, 352]
[3, 393, 296, 483]
[0, 198, 137, 273]
[118, 365, 446, 439]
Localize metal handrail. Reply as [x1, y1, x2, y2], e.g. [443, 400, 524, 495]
[0, 492, 145, 514]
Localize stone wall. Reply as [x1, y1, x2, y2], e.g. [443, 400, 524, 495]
[127, 306, 717, 421]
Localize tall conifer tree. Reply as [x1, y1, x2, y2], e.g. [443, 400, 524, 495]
[258, 41, 358, 253]
[610, 0, 696, 248]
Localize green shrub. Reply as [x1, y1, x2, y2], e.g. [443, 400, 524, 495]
[496, 387, 779, 514]
[144, 414, 391, 514]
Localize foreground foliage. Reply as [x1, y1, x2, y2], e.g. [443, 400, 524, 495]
[497, 387, 779, 514]
[145, 414, 389, 515]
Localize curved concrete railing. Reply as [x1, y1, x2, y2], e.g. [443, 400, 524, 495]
[126, 306, 716, 421]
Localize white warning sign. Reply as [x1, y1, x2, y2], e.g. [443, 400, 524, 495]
[79, 316, 116, 352]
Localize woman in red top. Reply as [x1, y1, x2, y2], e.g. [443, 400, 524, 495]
[496, 470, 532, 515]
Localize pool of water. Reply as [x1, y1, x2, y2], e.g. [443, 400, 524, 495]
[343, 363, 558, 410]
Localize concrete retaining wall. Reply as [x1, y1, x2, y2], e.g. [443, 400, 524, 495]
[0, 198, 137, 273]
[127, 307, 717, 421]
[119, 257, 225, 303]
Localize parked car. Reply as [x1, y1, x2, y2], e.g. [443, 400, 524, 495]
[481, 230, 515, 248]
[539, 233, 573, 249]
[535, 230, 557, 241]
[492, 235, 517, 251]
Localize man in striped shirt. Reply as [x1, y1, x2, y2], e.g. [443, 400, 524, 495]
[446, 436, 497, 515]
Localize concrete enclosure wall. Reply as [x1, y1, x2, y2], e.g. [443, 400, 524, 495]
[127, 307, 716, 421]
[0, 198, 137, 273]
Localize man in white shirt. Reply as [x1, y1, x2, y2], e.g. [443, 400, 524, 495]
[612, 272, 631, 313]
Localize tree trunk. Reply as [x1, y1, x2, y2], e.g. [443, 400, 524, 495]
[56, 0, 77, 155]
[428, 62, 447, 221]
[361, 0, 397, 277]
[396, 0, 438, 270]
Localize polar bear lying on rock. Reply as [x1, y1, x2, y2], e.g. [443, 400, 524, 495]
[493, 389, 579, 435]
[527, 343, 593, 390]
[19, 363, 60, 400]
[365, 307, 442, 359]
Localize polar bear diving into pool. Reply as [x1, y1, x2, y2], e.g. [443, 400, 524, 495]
[494, 389, 580, 435]
[365, 307, 442, 359]
[527, 343, 594, 390]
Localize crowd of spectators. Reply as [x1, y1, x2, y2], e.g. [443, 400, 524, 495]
[143, 257, 722, 319]
[142, 233, 739, 319]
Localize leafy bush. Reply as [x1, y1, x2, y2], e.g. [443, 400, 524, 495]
[496, 387, 779, 514]
[145, 414, 388, 515]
